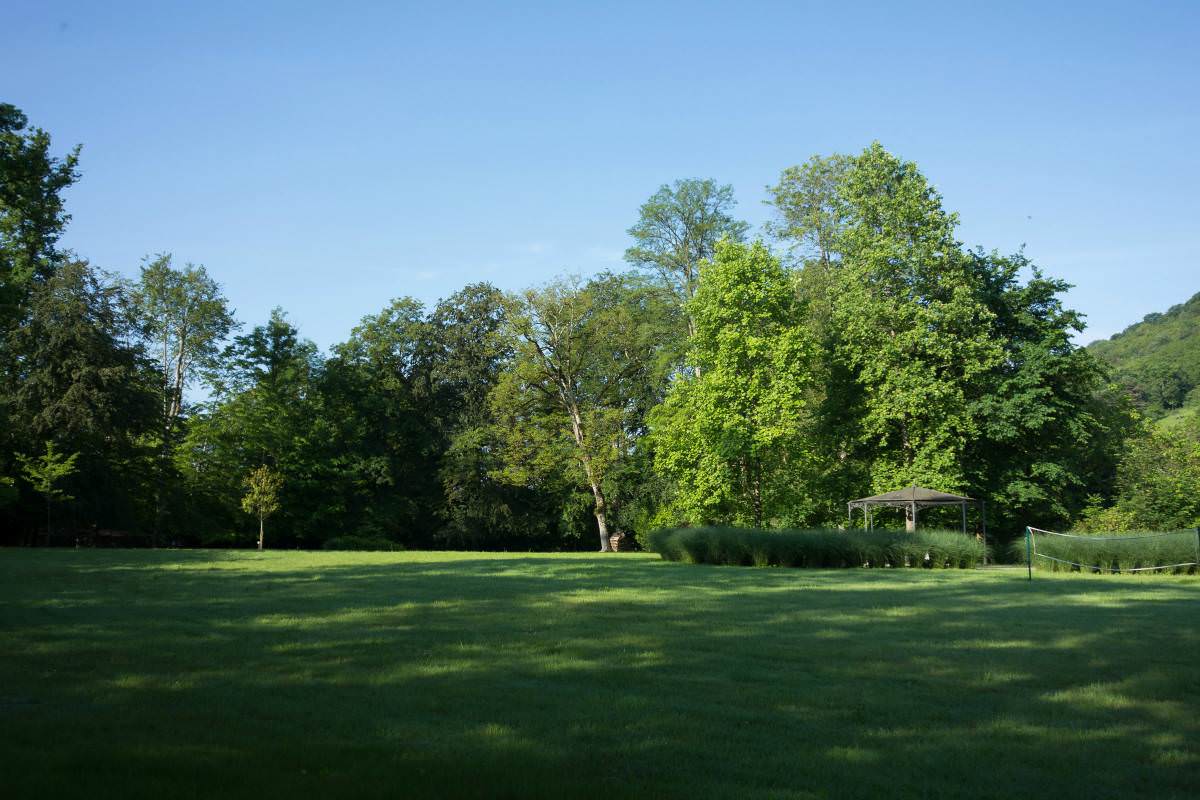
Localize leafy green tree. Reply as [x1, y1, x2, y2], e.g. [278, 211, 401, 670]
[179, 309, 322, 545]
[1084, 415, 1200, 530]
[18, 442, 79, 545]
[651, 241, 817, 527]
[764, 154, 851, 267]
[493, 274, 677, 550]
[134, 253, 236, 423]
[964, 250, 1134, 530]
[625, 178, 748, 338]
[830, 144, 1003, 504]
[0, 103, 80, 328]
[241, 465, 283, 549]
[4, 260, 158, 534]
[319, 298, 441, 545]
[133, 253, 236, 543]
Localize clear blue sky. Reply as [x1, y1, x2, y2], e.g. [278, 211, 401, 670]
[7, 1, 1198, 349]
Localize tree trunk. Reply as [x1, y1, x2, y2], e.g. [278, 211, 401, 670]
[258, 516, 264, 550]
[563, 399, 612, 553]
[45, 500, 51, 547]
[592, 483, 611, 552]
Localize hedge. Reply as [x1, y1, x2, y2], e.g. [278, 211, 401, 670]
[647, 526, 985, 569]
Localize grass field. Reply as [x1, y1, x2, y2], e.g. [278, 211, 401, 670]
[1, 550, 1197, 799]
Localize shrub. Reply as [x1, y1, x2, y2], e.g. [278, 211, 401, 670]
[1009, 529, 1199, 574]
[321, 535, 405, 552]
[647, 527, 986, 569]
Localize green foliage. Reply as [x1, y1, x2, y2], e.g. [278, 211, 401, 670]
[831, 144, 1003, 494]
[241, 465, 283, 520]
[492, 273, 681, 549]
[242, 464, 283, 549]
[1012, 529, 1199, 575]
[764, 153, 850, 265]
[17, 441, 79, 502]
[1088, 292, 1200, 418]
[321, 535, 405, 551]
[133, 253, 236, 420]
[624, 178, 748, 320]
[962, 251, 1134, 531]
[0, 103, 80, 327]
[0, 101, 1159, 549]
[1079, 414, 1200, 530]
[17, 441, 80, 544]
[648, 526, 986, 568]
[651, 241, 817, 527]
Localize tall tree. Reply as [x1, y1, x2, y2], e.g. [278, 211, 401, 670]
[133, 254, 236, 543]
[830, 144, 1003, 503]
[964, 250, 1134, 530]
[624, 178, 748, 337]
[4, 260, 157, 537]
[764, 154, 851, 267]
[651, 241, 817, 527]
[134, 254, 236, 424]
[493, 274, 676, 550]
[179, 309, 322, 545]
[0, 103, 80, 328]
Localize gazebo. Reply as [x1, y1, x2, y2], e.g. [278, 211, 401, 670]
[848, 485, 987, 550]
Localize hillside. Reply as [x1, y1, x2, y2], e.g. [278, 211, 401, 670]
[1088, 291, 1200, 421]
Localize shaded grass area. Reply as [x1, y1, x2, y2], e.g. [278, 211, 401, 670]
[650, 526, 985, 568]
[0, 550, 1197, 799]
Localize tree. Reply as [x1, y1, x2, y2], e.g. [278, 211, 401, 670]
[0, 103, 80, 328]
[18, 441, 79, 545]
[133, 254, 236, 543]
[764, 154, 851, 267]
[241, 465, 283, 550]
[134, 254, 236, 424]
[179, 309, 321, 545]
[493, 274, 677, 551]
[4, 260, 158, 535]
[830, 144, 1003, 502]
[963, 250, 1134, 530]
[624, 178, 748, 338]
[651, 241, 818, 527]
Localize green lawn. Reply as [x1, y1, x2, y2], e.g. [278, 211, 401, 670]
[1, 551, 1197, 799]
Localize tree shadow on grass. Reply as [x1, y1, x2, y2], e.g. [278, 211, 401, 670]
[0, 552, 1196, 799]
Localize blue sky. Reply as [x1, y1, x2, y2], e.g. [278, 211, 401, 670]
[6, 1, 1198, 349]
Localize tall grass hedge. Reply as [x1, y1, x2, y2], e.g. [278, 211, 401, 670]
[1010, 529, 1200, 574]
[647, 527, 986, 569]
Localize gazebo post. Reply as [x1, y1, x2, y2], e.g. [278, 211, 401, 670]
[961, 501, 967, 534]
[981, 501, 988, 566]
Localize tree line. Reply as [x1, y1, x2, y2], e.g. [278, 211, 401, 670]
[3, 102, 1181, 551]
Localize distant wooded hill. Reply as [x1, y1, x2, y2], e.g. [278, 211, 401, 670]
[1088, 291, 1200, 424]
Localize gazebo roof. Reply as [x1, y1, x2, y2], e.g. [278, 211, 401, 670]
[848, 484, 975, 509]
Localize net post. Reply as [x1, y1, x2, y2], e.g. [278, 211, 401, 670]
[1025, 526, 1032, 582]
[1194, 528, 1199, 573]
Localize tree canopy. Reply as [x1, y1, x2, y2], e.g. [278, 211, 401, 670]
[0, 103, 1158, 549]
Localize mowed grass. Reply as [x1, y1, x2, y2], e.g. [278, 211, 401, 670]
[1, 551, 1197, 799]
